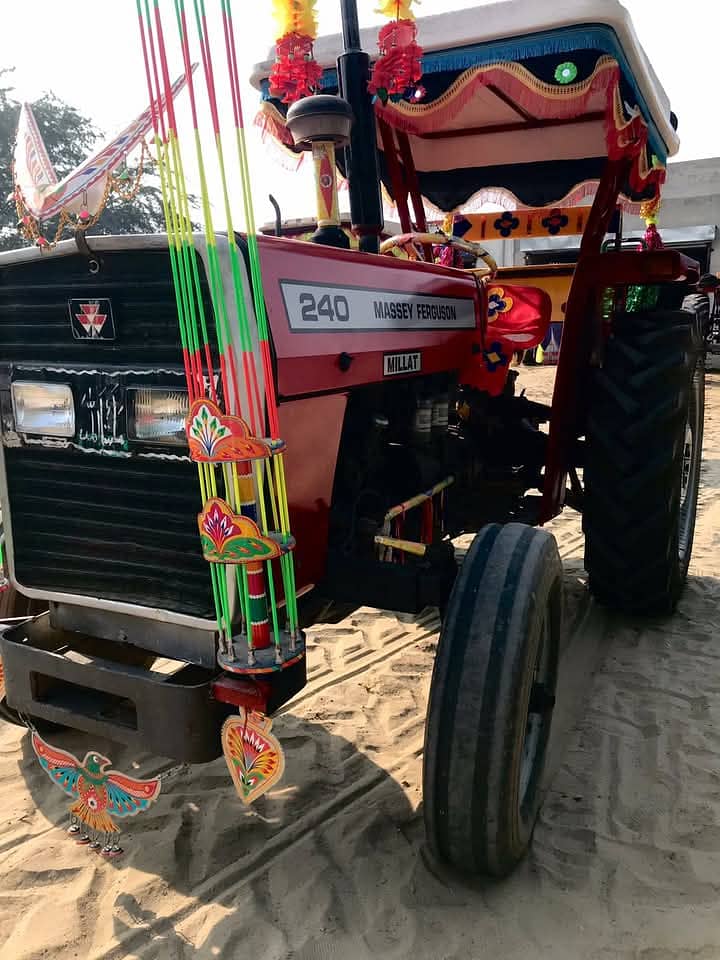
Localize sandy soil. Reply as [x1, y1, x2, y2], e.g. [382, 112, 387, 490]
[1, 363, 719, 960]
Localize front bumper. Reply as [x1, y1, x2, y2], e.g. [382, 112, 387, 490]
[1, 613, 229, 762]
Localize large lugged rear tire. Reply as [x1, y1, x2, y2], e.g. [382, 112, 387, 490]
[682, 293, 710, 346]
[584, 307, 704, 615]
[423, 523, 562, 877]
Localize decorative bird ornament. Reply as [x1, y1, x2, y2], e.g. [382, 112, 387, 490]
[32, 733, 161, 857]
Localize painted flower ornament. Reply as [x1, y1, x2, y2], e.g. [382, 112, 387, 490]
[541, 208, 569, 236]
[487, 286, 514, 321]
[494, 211, 519, 238]
[222, 708, 286, 805]
[198, 498, 294, 564]
[483, 341, 508, 373]
[186, 399, 285, 463]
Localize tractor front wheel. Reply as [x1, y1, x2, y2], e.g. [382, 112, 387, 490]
[584, 307, 704, 615]
[423, 523, 562, 876]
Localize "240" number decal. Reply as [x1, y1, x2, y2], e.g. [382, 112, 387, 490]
[299, 293, 351, 323]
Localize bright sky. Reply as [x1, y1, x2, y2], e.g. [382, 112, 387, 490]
[1, 1, 717, 228]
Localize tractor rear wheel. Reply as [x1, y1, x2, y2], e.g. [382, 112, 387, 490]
[681, 293, 710, 347]
[423, 523, 562, 876]
[584, 307, 704, 615]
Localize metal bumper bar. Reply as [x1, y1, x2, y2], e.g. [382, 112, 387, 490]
[1, 614, 229, 762]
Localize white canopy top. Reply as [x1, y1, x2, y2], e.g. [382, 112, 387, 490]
[251, 0, 678, 158]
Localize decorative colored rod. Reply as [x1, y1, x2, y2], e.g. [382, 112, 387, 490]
[136, 0, 301, 673]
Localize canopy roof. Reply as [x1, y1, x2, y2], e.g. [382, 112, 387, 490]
[252, 0, 678, 212]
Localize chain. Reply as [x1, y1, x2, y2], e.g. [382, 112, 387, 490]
[15, 140, 153, 251]
[156, 762, 190, 783]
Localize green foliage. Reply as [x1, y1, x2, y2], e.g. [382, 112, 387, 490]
[0, 69, 166, 251]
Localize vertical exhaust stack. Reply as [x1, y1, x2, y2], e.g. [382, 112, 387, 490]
[337, 0, 384, 253]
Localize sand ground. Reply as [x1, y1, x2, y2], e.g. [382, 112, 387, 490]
[1, 363, 719, 960]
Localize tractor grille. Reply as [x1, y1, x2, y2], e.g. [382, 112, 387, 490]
[0, 248, 213, 365]
[0, 246, 217, 619]
[4, 447, 214, 618]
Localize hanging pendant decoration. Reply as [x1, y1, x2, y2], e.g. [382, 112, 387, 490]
[369, 1, 425, 105]
[640, 197, 664, 251]
[222, 707, 286, 805]
[32, 732, 161, 857]
[269, 0, 323, 104]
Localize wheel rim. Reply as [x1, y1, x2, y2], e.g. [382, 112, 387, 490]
[679, 361, 702, 560]
[519, 616, 554, 812]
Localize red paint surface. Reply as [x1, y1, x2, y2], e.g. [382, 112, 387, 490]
[210, 675, 271, 711]
[280, 392, 347, 592]
[258, 235, 482, 397]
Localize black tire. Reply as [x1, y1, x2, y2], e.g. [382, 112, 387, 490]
[682, 293, 710, 350]
[423, 523, 562, 877]
[584, 307, 704, 615]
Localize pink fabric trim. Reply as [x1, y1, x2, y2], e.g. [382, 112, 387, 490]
[374, 59, 620, 136]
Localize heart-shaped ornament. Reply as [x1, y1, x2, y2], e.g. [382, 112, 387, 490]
[221, 708, 285, 805]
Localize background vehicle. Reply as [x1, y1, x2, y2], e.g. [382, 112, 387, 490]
[0, 0, 704, 876]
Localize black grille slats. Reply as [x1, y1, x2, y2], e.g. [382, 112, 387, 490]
[0, 246, 222, 619]
[0, 249, 215, 365]
[5, 448, 215, 618]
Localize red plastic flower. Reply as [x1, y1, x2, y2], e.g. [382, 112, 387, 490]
[269, 33, 323, 104]
[369, 20, 424, 102]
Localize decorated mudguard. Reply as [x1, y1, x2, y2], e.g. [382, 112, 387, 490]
[458, 283, 552, 395]
[32, 733, 161, 855]
[222, 708, 285, 805]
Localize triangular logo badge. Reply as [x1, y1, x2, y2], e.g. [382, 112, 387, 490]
[76, 302, 107, 337]
[68, 298, 116, 341]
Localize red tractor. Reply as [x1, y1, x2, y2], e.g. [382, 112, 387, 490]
[0, 0, 705, 876]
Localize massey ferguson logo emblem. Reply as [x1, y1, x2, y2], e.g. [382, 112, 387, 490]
[69, 298, 116, 340]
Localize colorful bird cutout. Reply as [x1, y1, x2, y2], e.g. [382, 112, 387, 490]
[222, 708, 286, 805]
[32, 733, 161, 856]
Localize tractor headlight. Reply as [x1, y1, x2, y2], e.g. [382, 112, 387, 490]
[128, 387, 189, 445]
[11, 382, 75, 437]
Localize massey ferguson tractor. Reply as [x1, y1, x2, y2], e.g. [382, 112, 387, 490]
[0, 0, 705, 876]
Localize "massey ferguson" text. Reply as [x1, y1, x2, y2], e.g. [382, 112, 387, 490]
[373, 300, 458, 322]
